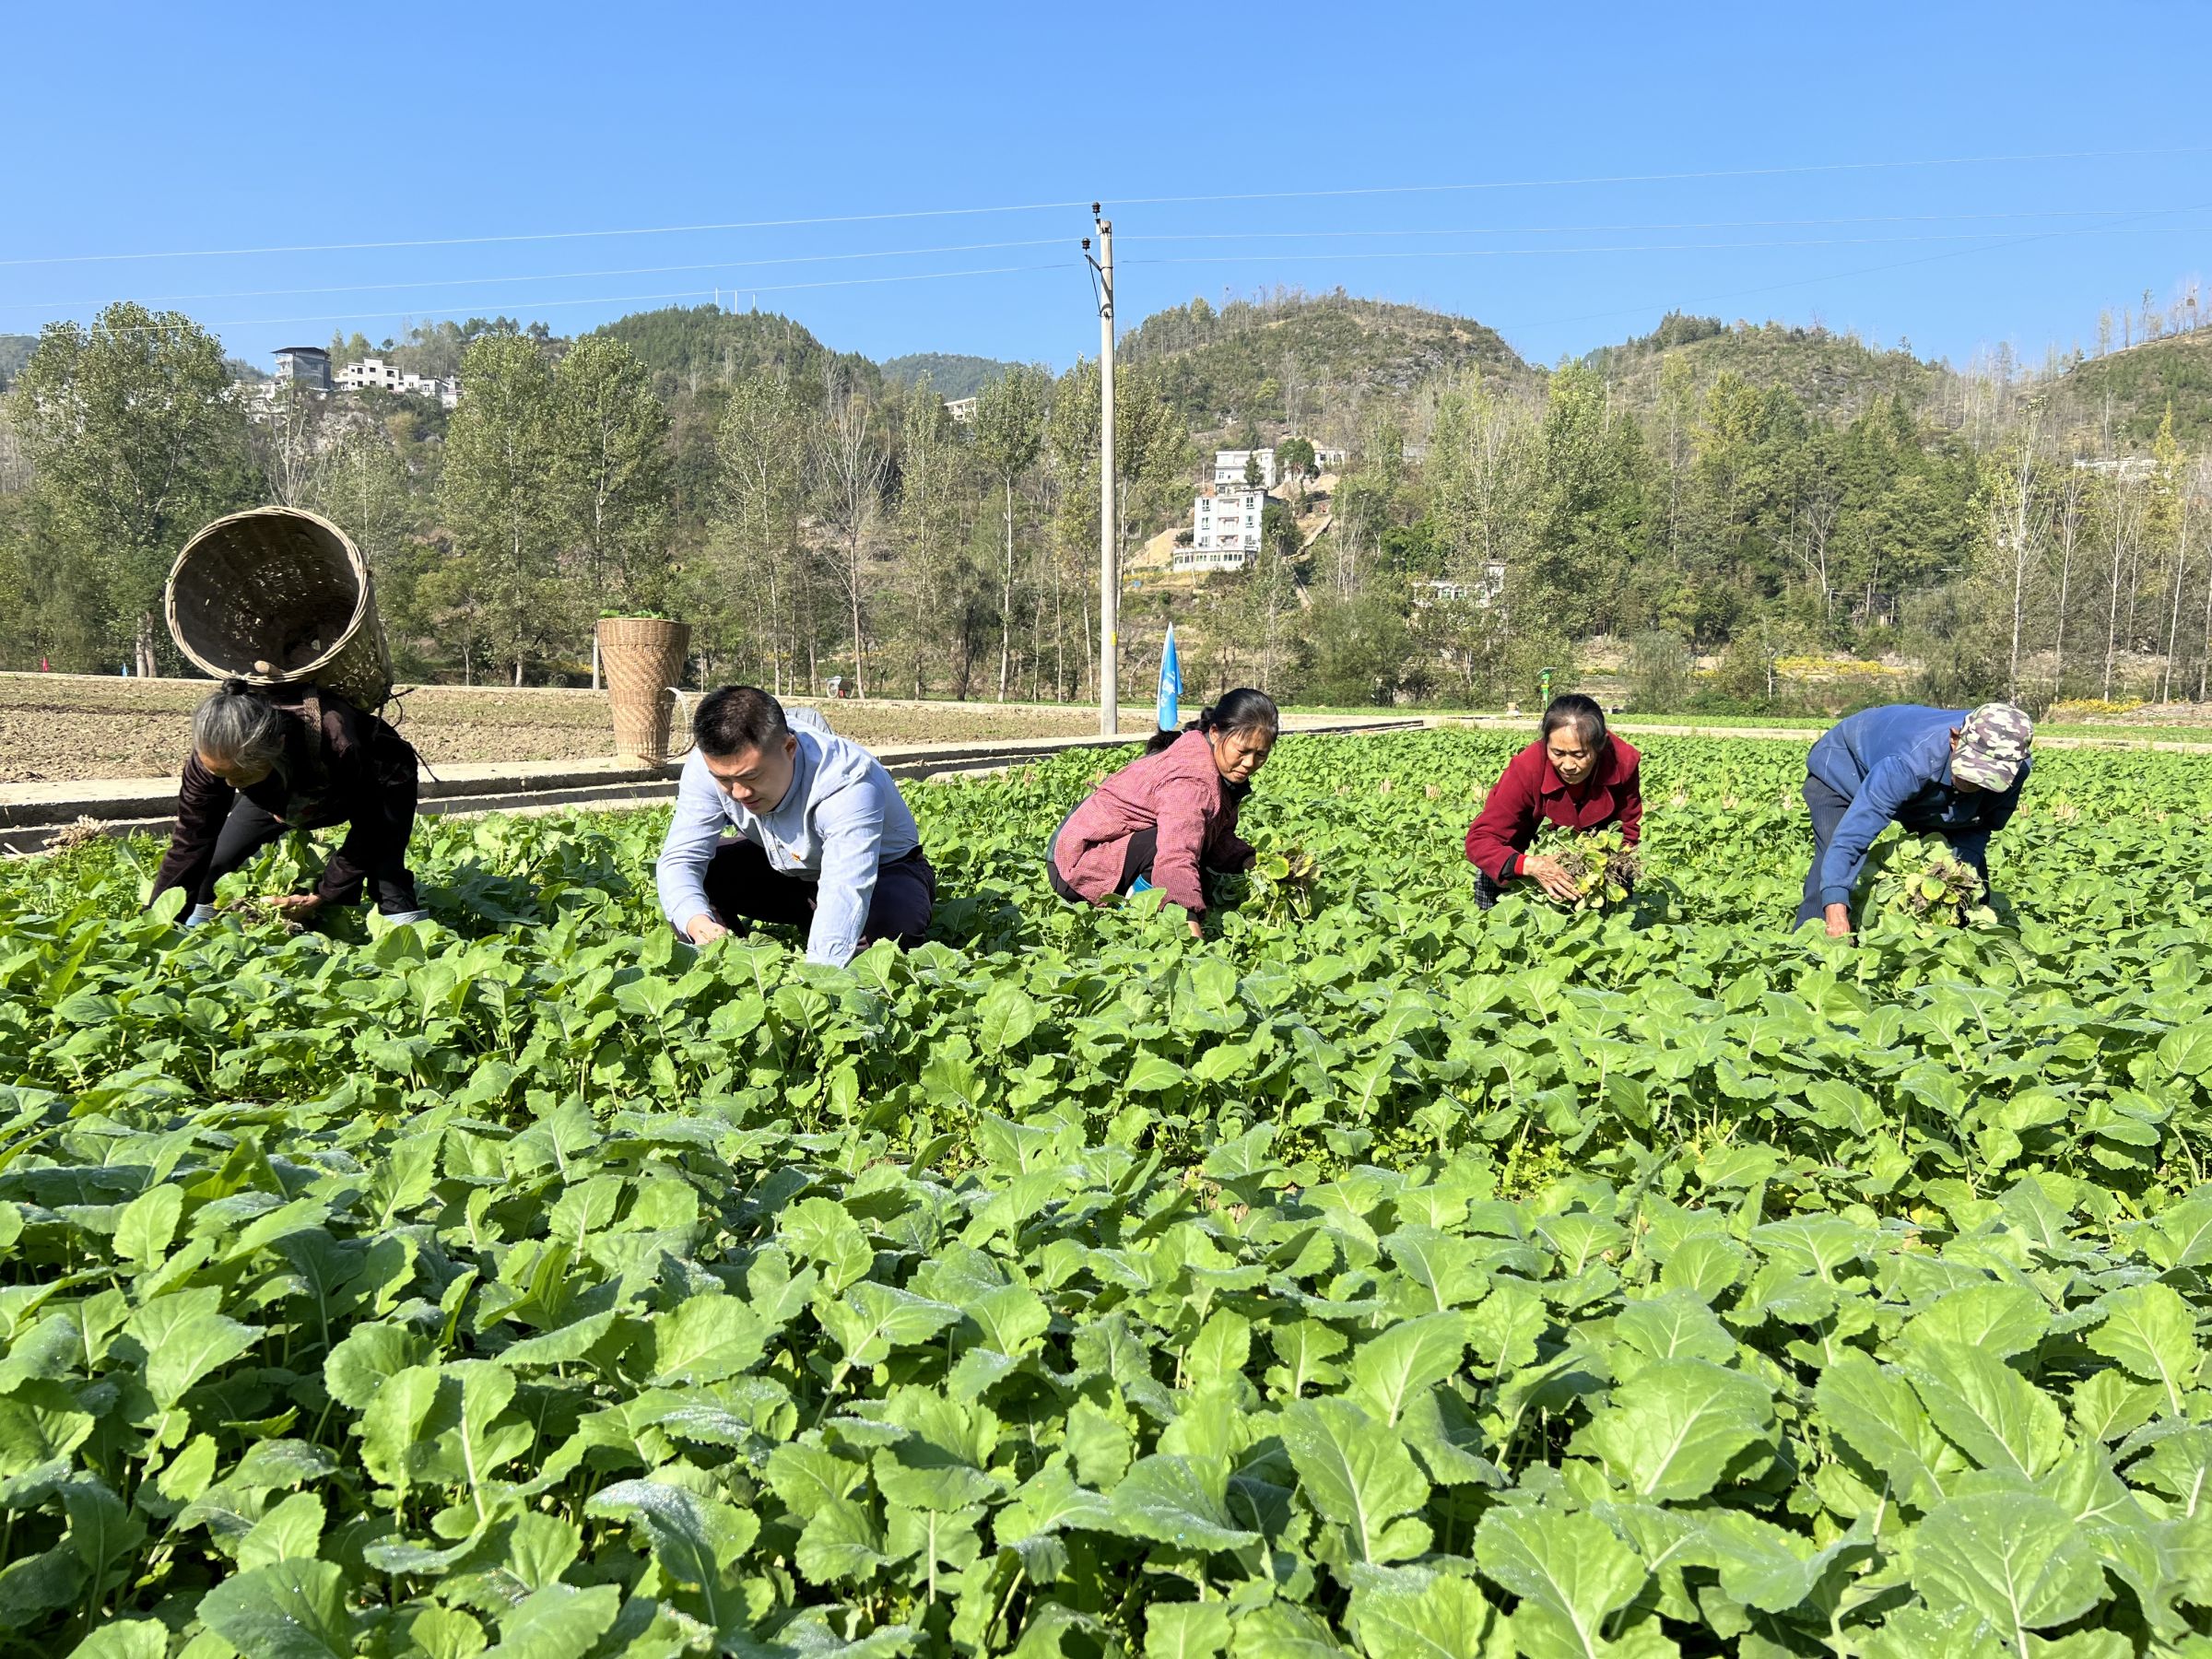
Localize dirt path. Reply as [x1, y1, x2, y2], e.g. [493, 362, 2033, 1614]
[0, 674, 1163, 784]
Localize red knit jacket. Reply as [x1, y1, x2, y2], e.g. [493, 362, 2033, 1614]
[1463, 734, 1642, 883]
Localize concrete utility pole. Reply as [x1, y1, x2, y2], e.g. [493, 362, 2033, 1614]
[1086, 206, 1118, 735]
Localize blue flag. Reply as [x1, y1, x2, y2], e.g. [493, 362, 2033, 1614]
[1156, 623, 1182, 733]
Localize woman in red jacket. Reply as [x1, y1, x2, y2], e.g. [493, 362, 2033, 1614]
[1047, 688, 1277, 937]
[1464, 694, 1642, 908]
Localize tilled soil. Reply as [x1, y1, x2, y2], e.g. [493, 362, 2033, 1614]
[0, 675, 1155, 783]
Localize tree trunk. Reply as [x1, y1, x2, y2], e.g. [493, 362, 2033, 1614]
[997, 475, 1015, 701]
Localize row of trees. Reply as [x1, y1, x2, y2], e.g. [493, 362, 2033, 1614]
[5, 299, 2211, 712]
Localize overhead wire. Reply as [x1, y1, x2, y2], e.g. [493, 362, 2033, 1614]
[5, 143, 2206, 268]
[2, 238, 1071, 312]
[76, 260, 1080, 335]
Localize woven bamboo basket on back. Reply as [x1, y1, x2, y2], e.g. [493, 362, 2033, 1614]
[164, 507, 392, 710]
[597, 617, 692, 763]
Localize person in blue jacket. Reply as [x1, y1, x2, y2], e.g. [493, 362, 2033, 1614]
[1796, 701, 2034, 936]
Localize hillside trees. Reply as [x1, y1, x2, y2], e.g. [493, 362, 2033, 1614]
[971, 365, 1049, 700]
[6, 303, 255, 674]
[440, 335, 566, 685]
[554, 335, 673, 613]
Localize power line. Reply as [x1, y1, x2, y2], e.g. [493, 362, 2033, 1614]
[7, 143, 2206, 269]
[1512, 199, 2212, 338]
[1105, 145, 2212, 210]
[1117, 214, 2212, 272]
[4, 238, 1070, 313]
[81, 260, 1077, 334]
[15, 206, 2166, 314]
[1123, 204, 2197, 244]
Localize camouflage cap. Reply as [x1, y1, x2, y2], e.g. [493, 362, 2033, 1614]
[1955, 701, 2033, 790]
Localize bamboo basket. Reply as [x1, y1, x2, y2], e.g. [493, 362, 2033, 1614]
[597, 617, 692, 763]
[164, 507, 392, 709]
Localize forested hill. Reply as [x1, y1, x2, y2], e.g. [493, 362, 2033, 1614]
[2037, 330, 2212, 447]
[879, 353, 1024, 398]
[1121, 290, 1535, 435]
[589, 306, 879, 398]
[1582, 312, 1942, 421]
[0, 335, 36, 391]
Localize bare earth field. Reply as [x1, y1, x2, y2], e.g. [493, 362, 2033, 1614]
[0, 675, 1159, 784]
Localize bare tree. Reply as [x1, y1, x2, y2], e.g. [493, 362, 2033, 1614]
[2050, 465, 2086, 697]
[1998, 421, 2042, 701]
[818, 366, 888, 697]
[2102, 472, 2145, 700]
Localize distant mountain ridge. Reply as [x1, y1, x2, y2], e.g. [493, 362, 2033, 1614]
[0, 335, 36, 391]
[2036, 329, 2212, 447]
[1122, 290, 1536, 436]
[879, 353, 1025, 399]
[1581, 312, 1941, 421]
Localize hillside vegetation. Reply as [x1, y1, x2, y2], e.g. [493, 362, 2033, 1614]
[2038, 329, 2212, 447]
[1584, 312, 1942, 421]
[879, 352, 1024, 398]
[1123, 289, 1535, 434]
[590, 305, 879, 398]
[0, 335, 35, 391]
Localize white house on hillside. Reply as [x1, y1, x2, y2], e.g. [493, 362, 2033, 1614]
[337, 358, 461, 408]
[1212, 448, 1277, 488]
[1175, 484, 1267, 572]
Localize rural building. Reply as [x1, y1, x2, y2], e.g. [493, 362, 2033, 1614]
[1416, 565, 1508, 607]
[336, 358, 461, 408]
[1212, 448, 1277, 488]
[944, 396, 978, 424]
[273, 346, 332, 391]
[1175, 484, 1266, 572]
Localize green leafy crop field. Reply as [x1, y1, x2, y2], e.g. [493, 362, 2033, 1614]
[3, 732, 2210, 1658]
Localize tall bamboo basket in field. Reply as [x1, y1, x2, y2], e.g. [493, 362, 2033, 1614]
[164, 507, 393, 710]
[596, 617, 692, 763]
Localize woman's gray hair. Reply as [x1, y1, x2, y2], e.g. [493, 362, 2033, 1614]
[192, 680, 286, 771]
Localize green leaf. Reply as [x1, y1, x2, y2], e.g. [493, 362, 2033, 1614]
[818, 1282, 960, 1368]
[112, 1185, 182, 1265]
[198, 1559, 357, 1659]
[146, 1312, 264, 1408]
[1145, 1601, 1231, 1659]
[587, 1480, 757, 1632]
[482, 1583, 622, 1659]
[1913, 1493, 2106, 1648]
[2087, 1282, 2201, 1415]
[647, 1293, 769, 1384]
[794, 1498, 888, 1584]
[1474, 1507, 1645, 1659]
[235, 1491, 324, 1571]
[1279, 1396, 1431, 1564]
[1109, 1454, 1259, 1553]
[65, 1619, 169, 1659]
[1579, 1358, 1772, 1501]
[1901, 1340, 2065, 1479]
[1347, 1312, 1471, 1426]
[1349, 1575, 1503, 1659]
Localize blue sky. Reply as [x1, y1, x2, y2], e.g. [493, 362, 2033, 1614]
[6, 1, 2209, 375]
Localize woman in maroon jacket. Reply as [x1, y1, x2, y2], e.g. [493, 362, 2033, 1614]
[1464, 694, 1642, 908]
[1047, 689, 1277, 937]
[152, 679, 427, 927]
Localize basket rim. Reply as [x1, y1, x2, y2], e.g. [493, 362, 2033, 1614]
[164, 505, 373, 686]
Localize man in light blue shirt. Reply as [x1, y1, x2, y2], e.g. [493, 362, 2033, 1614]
[1796, 701, 2033, 935]
[655, 687, 935, 967]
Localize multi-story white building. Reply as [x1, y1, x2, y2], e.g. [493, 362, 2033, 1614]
[1212, 448, 1277, 488]
[944, 396, 978, 424]
[336, 358, 461, 408]
[1175, 484, 1267, 572]
[273, 345, 332, 391]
